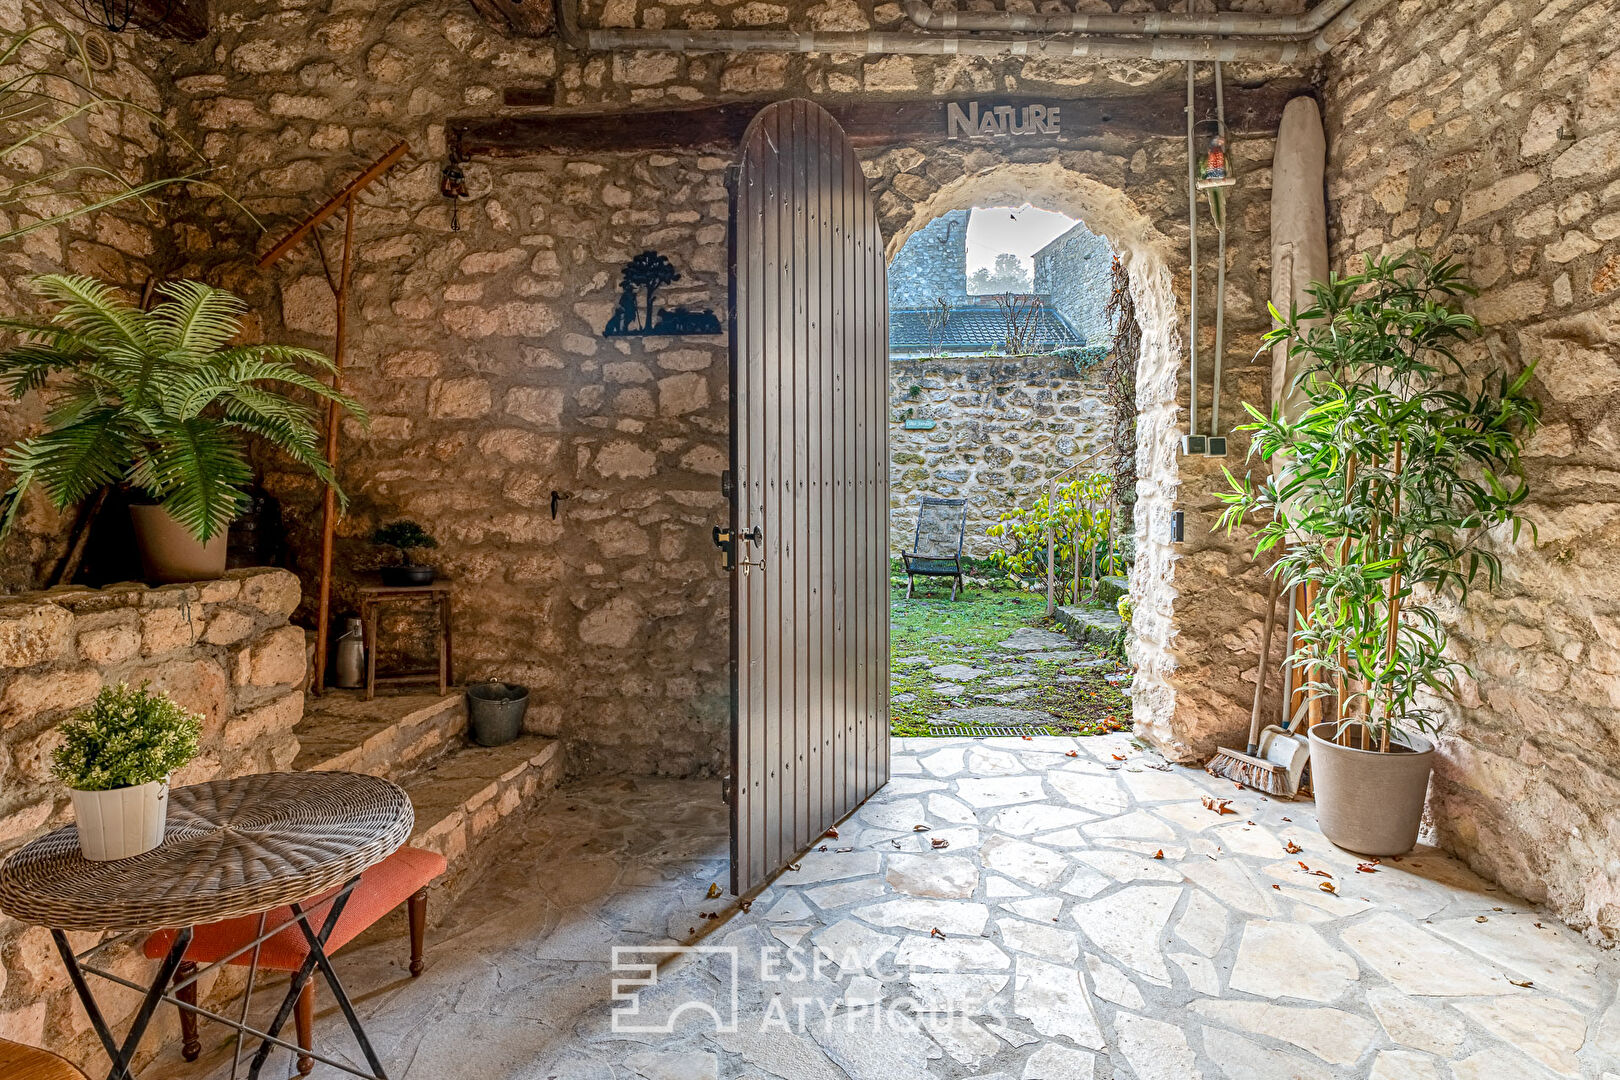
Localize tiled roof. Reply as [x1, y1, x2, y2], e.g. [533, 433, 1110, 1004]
[889, 303, 1085, 352]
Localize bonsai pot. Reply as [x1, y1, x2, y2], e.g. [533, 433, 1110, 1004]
[130, 504, 227, 583]
[70, 778, 169, 861]
[466, 681, 528, 747]
[381, 564, 435, 587]
[1308, 723, 1435, 857]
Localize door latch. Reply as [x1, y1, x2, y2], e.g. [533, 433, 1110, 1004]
[713, 525, 763, 573]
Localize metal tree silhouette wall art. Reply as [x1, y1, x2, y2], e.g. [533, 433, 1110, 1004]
[603, 250, 721, 337]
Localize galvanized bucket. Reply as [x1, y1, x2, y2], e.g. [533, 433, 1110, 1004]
[465, 681, 528, 747]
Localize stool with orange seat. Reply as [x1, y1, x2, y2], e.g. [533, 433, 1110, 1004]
[144, 845, 445, 1076]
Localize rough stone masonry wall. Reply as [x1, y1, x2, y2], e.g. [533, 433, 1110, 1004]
[0, 3, 174, 590]
[0, 569, 307, 1061]
[143, 0, 1300, 775]
[888, 207, 970, 308]
[1323, 0, 1620, 943]
[1034, 220, 1115, 345]
[889, 352, 1111, 561]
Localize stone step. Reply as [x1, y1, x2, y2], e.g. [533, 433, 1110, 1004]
[291, 689, 466, 777]
[289, 689, 565, 899]
[1094, 575, 1129, 607]
[402, 736, 564, 893]
[1055, 604, 1127, 650]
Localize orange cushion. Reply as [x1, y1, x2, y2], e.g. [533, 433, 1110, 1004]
[144, 847, 446, 971]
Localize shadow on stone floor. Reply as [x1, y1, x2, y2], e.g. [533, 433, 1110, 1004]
[159, 737, 1620, 1080]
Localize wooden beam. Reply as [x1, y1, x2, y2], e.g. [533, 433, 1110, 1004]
[257, 141, 411, 269]
[450, 82, 1307, 157]
[466, 0, 552, 37]
[502, 85, 556, 108]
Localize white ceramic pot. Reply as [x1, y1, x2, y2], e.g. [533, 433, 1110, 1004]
[69, 778, 169, 861]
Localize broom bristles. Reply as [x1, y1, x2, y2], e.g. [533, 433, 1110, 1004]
[1206, 746, 1292, 796]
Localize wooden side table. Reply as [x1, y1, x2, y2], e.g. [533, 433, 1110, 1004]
[357, 581, 453, 700]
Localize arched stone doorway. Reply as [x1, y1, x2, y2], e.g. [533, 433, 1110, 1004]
[874, 160, 1188, 751]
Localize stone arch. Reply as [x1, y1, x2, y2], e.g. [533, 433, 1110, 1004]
[867, 155, 1187, 752]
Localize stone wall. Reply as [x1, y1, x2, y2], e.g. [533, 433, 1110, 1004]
[141, 0, 1286, 777]
[890, 352, 1111, 560]
[0, 569, 306, 1061]
[1322, 0, 1620, 943]
[888, 208, 970, 309]
[0, 8, 175, 590]
[1034, 220, 1115, 345]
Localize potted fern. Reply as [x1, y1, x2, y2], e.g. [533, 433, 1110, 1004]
[52, 683, 203, 860]
[0, 276, 364, 582]
[1217, 253, 1539, 856]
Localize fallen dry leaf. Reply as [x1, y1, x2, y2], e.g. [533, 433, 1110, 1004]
[786, 862, 801, 872]
[930, 927, 947, 940]
[1356, 862, 1379, 874]
[1152, 849, 1165, 860]
[1284, 840, 1302, 854]
[1021, 735, 1033, 741]
[1065, 750, 1080, 758]
[739, 900, 753, 913]
[1112, 754, 1127, 761]
[1319, 882, 1337, 895]
[825, 827, 839, 839]
[1509, 978, 1534, 988]
[914, 824, 932, 832]
[931, 838, 950, 850]
[836, 846, 853, 853]
[1201, 796, 1237, 816]
[706, 883, 722, 898]
[1271, 884, 1282, 891]
[817, 845, 827, 852]
[1476, 915, 1489, 923]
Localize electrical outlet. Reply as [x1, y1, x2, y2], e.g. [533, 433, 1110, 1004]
[1204, 436, 1228, 457]
[1181, 434, 1207, 455]
[1171, 509, 1186, 543]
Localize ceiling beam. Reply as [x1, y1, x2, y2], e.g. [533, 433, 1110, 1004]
[466, 0, 552, 37]
[449, 82, 1306, 157]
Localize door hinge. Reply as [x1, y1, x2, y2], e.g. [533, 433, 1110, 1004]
[721, 469, 735, 500]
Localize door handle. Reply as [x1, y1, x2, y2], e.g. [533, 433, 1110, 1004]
[713, 525, 764, 573]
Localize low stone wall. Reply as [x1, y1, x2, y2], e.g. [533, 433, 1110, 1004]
[0, 568, 306, 1063]
[889, 351, 1113, 561]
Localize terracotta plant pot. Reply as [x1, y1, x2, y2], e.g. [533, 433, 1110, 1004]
[1308, 723, 1434, 856]
[69, 778, 169, 861]
[130, 504, 227, 583]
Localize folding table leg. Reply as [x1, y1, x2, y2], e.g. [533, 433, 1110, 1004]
[54, 926, 192, 1080]
[247, 883, 355, 1080]
[291, 898, 389, 1079]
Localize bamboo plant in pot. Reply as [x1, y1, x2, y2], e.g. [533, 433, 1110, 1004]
[52, 683, 203, 861]
[0, 276, 364, 582]
[1217, 253, 1539, 856]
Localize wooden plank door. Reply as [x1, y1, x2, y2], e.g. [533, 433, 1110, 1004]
[727, 99, 890, 896]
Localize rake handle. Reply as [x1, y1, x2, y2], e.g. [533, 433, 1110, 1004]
[1248, 567, 1283, 757]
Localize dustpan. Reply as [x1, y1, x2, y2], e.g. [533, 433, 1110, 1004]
[1254, 582, 1309, 796]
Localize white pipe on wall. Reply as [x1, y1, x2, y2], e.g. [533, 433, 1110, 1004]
[905, 0, 1357, 38]
[553, 0, 1397, 62]
[1185, 61, 1200, 441]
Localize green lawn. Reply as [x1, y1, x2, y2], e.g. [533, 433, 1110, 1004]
[889, 577, 1131, 737]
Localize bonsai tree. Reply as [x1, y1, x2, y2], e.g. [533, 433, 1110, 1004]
[52, 683, 202, 792]
[372, 520, 438, 568]
[1216, 252, 1540, 753]
[0, 275, 364, 543]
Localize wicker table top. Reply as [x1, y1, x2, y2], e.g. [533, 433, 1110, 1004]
[0, 772, 413, 933]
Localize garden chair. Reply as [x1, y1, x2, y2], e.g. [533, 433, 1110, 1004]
[901, 496, 969, 600]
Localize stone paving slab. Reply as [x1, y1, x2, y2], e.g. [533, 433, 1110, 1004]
[162, 738, 1620, 1080]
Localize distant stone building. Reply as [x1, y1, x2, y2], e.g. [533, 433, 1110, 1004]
[887, 210, 1112, 357]
[1033, 221, 1115, 346]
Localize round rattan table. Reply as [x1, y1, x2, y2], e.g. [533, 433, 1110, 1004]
[0, 772, 414, 1080]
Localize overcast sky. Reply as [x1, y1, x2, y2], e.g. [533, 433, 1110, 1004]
[964, 204, 1079, 277]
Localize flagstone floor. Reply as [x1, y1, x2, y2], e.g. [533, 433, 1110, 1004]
[164, 734, 1620, 1080]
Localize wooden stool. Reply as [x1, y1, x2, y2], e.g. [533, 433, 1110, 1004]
[145, 846, 446, 1077]
[0, 1040, 89, 1080]
[357, 581, 453, 700]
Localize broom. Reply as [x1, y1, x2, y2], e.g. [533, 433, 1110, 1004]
[1206, 566, 1294, 795]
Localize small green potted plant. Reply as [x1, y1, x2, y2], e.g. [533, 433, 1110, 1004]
[1217, 252, 1538, 856]
[52, 683, 203, 861]
[372, 520, 439, 586]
